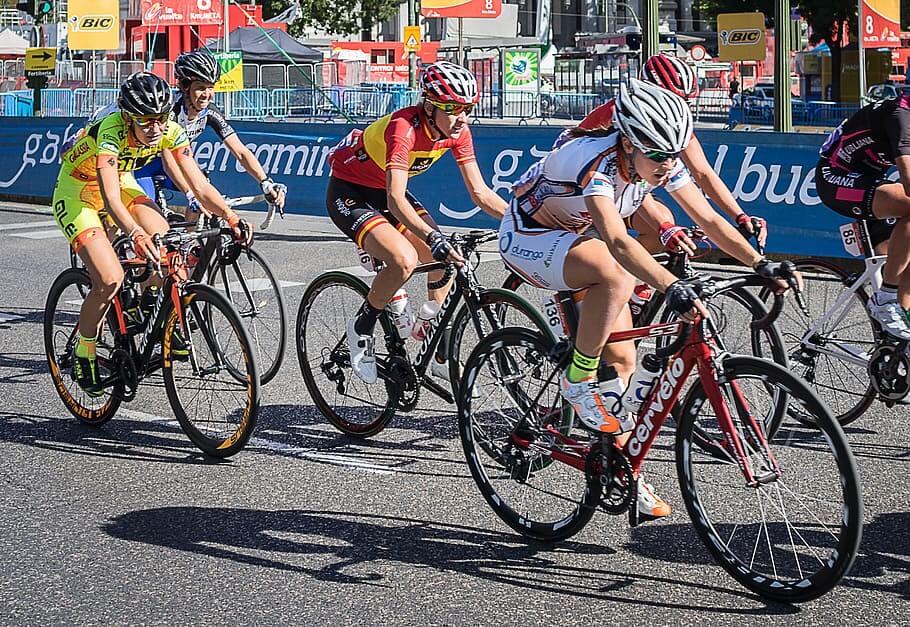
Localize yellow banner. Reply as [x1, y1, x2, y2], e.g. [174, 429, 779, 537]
[717, 13, 766, 62]
[67, 0, 119, 51]
[214, 52, 243, 93]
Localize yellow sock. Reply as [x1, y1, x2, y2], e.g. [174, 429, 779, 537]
[75, 334, 97, 359]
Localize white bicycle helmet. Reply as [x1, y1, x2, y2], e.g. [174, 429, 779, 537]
[613, 78, 692, 154]
[420, 61, 479, 105]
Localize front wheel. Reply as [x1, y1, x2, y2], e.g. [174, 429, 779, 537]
[676, 355, 862, 603]
[162, 283, 260, 458]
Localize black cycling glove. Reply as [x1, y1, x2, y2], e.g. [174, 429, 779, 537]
[426, 230, 453, 262]
[753, 258, 797, 282]
[665, 279, 703, 315]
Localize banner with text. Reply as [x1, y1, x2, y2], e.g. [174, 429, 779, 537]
[862, 0, 901, 48]
[0, 119, 854, 257]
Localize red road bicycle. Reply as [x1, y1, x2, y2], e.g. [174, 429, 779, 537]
[457, 274, 862, 602]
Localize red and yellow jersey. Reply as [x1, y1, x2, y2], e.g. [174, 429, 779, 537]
[328, 105, 477, 189]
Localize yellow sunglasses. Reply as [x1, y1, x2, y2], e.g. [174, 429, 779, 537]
[131, 113, 169, 128]
[428, 100, 475, 116]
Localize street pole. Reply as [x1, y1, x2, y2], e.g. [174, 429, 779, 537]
[408, 0, 416, 88]
[224, 0, 231, 118]
[774, 0, 792, 131]
[858, 0, 866, 102]
[458, 18, 464, 66]
[641, 0, 659, 58]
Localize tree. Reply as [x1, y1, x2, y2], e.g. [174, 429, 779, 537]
[261, 0, 401, 40]
[797, 0, 855, 102]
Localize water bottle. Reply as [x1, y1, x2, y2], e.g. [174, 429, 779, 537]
[629, 282, 654, 317]
[386, 288, 414, 340]
[622, 354, 663, 415]
[411, 300, 441, 342]
[598, 365, 636, 433]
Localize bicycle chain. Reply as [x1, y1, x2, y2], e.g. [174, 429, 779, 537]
[586, 438, 634, 515]
[868, 342, 910, 402]
[111, 349, 138, 402]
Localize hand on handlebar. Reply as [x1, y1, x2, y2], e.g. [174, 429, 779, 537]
[736, 213, 768, 249]
[226, 213, 254, 247]
[427, 230, 464, 267]
[261, 178, 286, 210]
[658, 222, 697, 255]
[753, 258, 803, 294]
[130, 226, 159, 263]
[665, 278, 710, 323]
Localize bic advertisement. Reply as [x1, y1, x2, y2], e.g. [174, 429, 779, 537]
[67, 0, 119, 51]
[421, 0, 502, 18]
[717, 12, 766, 62]
[862, 0, 901, 47]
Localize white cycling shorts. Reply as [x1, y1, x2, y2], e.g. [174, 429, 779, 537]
[498, 204, 582, 291]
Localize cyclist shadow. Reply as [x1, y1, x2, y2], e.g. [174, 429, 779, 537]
[102, 506, 794, 613]
[626, 511, 910, 600]
[0, 351, 50, 385]
[0, 307, 44, 329]
[0, 409, 233, 466]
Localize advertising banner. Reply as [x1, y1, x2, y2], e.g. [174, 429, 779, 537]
[503, 49, 540, 92]
[141, 0, 223, 26]
[717, 12, 766, 62]
[214, 52, 243, 92]
[421, 0, 501, 19]
[67, 0, 119, 51]
[862, 0, 901, 48]
[0, 119, 854, 257]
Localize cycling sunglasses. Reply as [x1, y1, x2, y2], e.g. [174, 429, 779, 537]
[428, 100, 475, 116]
[641, 148, 678, 163]
[131, 113, 169, 128]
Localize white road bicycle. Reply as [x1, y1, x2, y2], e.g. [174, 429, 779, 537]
[761, 219, 908, 425]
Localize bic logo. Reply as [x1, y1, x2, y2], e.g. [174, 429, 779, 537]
[70, 15, 115, 31]
[720, 29, 762, 45]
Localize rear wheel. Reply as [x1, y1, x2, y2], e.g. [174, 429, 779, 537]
[44, 269, 121, 425]
[296, 271, 399, 438]
[676, 355, 862, 602]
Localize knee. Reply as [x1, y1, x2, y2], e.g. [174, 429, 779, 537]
[94, 269, 123, 298]
[594, 259, 634, 293]
[389, 247, 419, 277]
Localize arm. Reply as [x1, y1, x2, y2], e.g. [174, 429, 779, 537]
[224, 133, 269, 184]
[670, 181, 762, 268]
[457, 160, 507, 219]
[587, 195, 681, 292]
[174, 146, 252, 243]
[896, 155, 910, 197]
[386, 168, 435, 239]
[97, 156, 158, 260]
[161, 149, 192, 195]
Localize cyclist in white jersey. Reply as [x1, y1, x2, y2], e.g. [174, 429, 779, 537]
[500, 79, 797, 520]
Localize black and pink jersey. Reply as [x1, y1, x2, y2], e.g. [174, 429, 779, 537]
[819, 94, 910, 175]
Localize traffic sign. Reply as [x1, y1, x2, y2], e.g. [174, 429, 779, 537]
[24, 47, 55, 78]
[404, 25, 421, 52]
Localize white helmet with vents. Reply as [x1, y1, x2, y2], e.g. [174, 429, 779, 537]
[613, 78, 693, 154]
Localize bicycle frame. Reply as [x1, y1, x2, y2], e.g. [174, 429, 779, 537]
[511, 319, 780, 485]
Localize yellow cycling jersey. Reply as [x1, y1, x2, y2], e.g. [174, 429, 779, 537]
[60, 112, 190, 182]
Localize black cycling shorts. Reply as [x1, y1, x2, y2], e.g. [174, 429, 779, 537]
[815, 159, 895, 247]
[326, 175, 429, 248]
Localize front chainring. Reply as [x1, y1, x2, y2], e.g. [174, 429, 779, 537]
[587, 438, 635, 515]
[868, 343, 910, 402]
[387, 354, 419, 411]
[111, 349, 138, 402]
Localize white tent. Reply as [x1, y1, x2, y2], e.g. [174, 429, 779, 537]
[0, 29, 28, 56]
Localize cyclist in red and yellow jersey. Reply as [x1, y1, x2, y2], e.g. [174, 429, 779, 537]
[326, 61, 507, 383]
[53, 72, 253, 396]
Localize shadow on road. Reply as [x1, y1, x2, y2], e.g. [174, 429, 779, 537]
[103, 507, 797, 614]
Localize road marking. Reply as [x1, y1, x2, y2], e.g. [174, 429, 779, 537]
[11, 229, 61, 239]
[0, 220, 55, 231]
[0, 312, 23, 323]
[213, 278, 305, 292]
[118, 407, 394, 474]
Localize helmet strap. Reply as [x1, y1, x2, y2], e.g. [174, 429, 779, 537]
[618, 141, 639, 183]
[423, 100, 449, 140]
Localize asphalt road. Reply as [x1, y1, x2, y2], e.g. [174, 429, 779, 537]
[0, 204, 907, 624]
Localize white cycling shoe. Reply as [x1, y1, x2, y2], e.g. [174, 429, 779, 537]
[868, 295, 910, 341]
[346, 317, 377, 384]
[636, 477, 671, 520]
[559, 372, 622, 434]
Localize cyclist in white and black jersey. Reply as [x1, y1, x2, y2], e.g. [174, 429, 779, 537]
[500, 79, 797, 521]
[131, 50, 286, 216]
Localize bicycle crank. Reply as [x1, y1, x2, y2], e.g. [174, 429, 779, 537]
[384, 355, 419, 411]
[868, 343, 910, 404]
[111, 349, 139, 402]
[587, 437, 634, 516]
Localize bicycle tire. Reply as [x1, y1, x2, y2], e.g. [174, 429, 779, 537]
[162, 283, 260, 458]
[676, 355, 862, 603]
[44, 268, 122, 425]
[208, 247, 287, 384]
[296, 271, 399, 438]
[447, 287, 556, 393]
[760, 258, 877, 426]
[459, 327, 599, 542]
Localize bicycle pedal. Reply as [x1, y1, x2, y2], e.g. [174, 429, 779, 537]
[627, 481, 640, 528]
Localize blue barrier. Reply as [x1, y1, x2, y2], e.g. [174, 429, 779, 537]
[40, 89, 74, 116]
[0, 91, 32, 116]
[0, 117, 858, 257]
[212, 89, 271, 120]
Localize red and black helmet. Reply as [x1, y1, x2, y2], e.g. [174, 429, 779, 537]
[640, 54, 699, 100]
[419, 61, 479, 105]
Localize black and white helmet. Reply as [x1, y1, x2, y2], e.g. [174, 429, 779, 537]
[613, 78, 692, 154]
[420, 61, 479, 105]
[119, 71, 174, 115]
[175, 49, 221, 84]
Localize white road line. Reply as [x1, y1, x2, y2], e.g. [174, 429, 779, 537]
[11, 229, 61, 239]
[213, 278, 305, 292]
[0, 220, 55, 231]
[0, 313, 22, 323]
[118, 407, 394, 474]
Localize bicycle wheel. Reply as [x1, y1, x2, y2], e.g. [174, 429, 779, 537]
[762, 259, 876, 426]
[208, 248, 287, 384]
[162, 283, 260, 458]
[459, 327, 599, 542]
[44, 269, 121, 425]
[676, 355, 862, 603]
[296, 271, 398, 438]
[447, 288, 555, 392]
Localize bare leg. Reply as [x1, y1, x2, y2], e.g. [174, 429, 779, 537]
[361, 223, 418, 310]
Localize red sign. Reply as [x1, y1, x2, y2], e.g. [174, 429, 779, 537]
[862, 0, 901, 48]
[141, 0, 224, 25]
[420, 0, 501, 19]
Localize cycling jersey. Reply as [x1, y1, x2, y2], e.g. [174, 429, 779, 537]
[501, 130, 691, 290]
[53, 112, 190, 248]
[87, 96, 235, 144]
[326, 176, 430, 248]
[553, 101, 616, 149]
[328, 105, 477, 189]
[818, 95, 910, 175]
